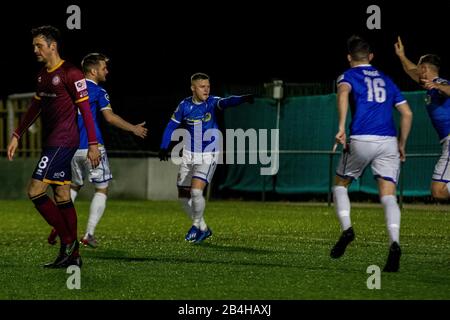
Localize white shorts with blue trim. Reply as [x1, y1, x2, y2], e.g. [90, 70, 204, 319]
[177, 149, 218, 188]
[432, 136, 450, 183]
[71, 146, 112, 189]
[336, 135, 400, 184]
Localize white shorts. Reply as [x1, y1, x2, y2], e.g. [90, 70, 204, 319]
[336, 136, 400, 184]
[432, 136, 450, 183]
[177, 149, 218, 188]
[71, 146, 112, 188]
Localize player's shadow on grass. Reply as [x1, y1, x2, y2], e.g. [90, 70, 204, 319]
[84, 247, 295, 268]
[84, 249, 152, 262]
[196, 242, 274, 254]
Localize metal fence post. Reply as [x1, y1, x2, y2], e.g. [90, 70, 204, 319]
[328, 152, 334, 207]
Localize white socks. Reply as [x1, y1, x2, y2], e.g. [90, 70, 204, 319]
[191, 188, 207, 231]
[180, 198, 193, 220]
[70, 188, 78, 203]
[381, 195, 401, 245]
[333, 186, 352, 231]
[86, 192, 107, 236]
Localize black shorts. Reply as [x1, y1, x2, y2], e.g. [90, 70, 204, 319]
[32, 146, 78, 185]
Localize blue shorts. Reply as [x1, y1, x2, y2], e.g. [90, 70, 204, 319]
[32, 146, 78, 185]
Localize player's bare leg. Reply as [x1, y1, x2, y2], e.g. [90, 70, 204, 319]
[431, 181, 450, 200]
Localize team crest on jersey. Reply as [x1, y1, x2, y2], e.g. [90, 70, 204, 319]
[52, 75, 61, 85]
[105, 93, 110, 101]
[203, 112, 212, 122]
[75, 79, 87, 92]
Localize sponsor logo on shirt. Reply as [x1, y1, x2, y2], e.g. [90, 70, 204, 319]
[38, 92, 57, 98]
[53, 171, 66, 179]
[79, 90, 89, 98]
[75, 79, 87, 92]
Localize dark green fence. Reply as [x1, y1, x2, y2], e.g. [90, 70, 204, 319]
[220, 91, 440, 197]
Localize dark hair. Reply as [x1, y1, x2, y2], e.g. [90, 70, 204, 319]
[31, 25, 61, 48]
[347, 35, 372, 61]
[418, 54, 441, 70]
[190, 72, 210, 83]
[81, 53, 109, 74]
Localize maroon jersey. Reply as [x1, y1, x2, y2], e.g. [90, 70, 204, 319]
[36, 60, 88, 147]
[14, 60, 98, 147]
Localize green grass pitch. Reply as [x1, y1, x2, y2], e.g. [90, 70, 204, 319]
[1, 200, 450, 300]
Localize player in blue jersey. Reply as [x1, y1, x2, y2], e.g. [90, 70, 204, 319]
[395, 37, 450, 201]
[47, 53, 148, 248]
[159, 72, 254, 243]
[330, 36, 413, 272]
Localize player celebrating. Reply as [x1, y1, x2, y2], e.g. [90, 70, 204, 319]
[7, 25, 100, 268]
[159, 72, 254, 243]
[394, 37, 450, 201]
[330, 36, 413, 272]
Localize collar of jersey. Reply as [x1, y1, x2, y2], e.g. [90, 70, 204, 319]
[47, 60, 65, 73]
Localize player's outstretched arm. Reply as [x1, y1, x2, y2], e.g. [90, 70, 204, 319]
[394, 36, 420, 83]
[102, 108, 148, 139]
[217, 94, 254, 109]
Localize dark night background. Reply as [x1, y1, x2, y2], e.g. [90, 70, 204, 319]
[0, 0, 449, 152]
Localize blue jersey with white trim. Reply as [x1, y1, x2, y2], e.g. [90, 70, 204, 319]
[170, 96, 221, 152]
[78, 79, 110, 148]
[425, 77, 450, 141]
[337, 64, 406, 136]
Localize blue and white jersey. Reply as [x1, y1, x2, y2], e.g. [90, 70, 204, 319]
[337, 64, 407, 137]
[78, 79, 111, 149]
[425, 77, 450, 141]
[170, 96, 222, 152]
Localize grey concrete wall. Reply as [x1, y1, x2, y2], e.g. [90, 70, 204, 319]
[0, 157, 179, 200]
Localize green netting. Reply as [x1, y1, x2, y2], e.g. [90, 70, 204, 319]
[220, 91, 440, 196]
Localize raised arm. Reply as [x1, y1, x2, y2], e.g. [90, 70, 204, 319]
[217, 94, 254, 110]
[102, 107, 147, 139]
[394, 36, 420, 83]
